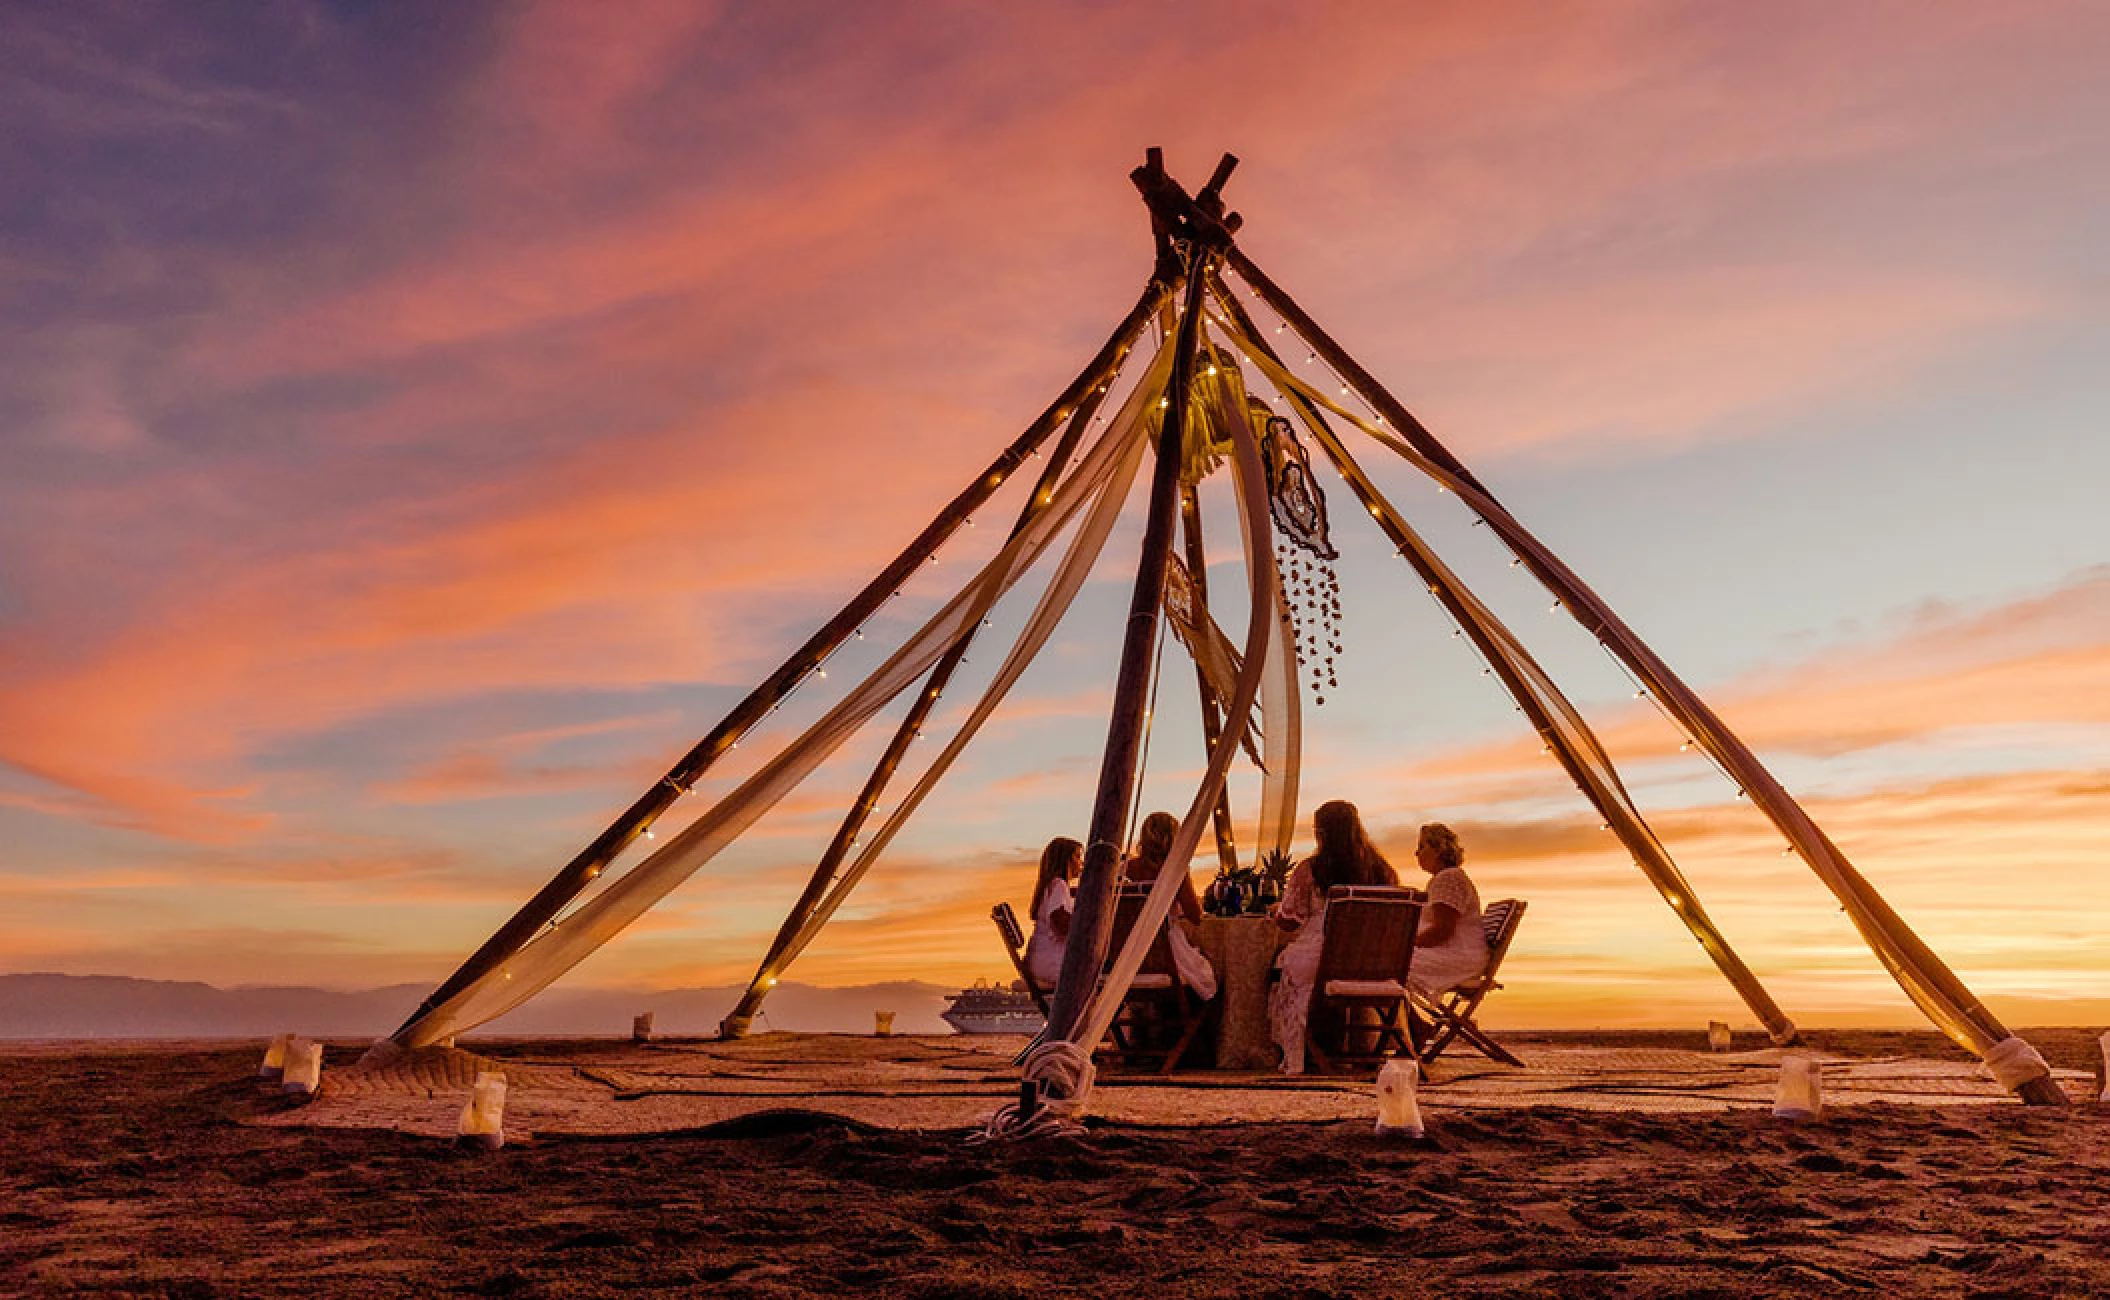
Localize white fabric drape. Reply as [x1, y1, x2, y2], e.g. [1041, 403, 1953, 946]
[405, 352, 1170, 1047]
[766, 349, 1173, 973]
[1052, 336, 1283, 1071]
[1219, 309, 1793, 1041]
[1216, 285, 2048, 1089]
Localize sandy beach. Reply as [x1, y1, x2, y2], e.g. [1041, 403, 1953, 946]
[3, 1030, 2105, 1297]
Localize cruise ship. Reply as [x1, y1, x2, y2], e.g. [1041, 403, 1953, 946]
[939, 977, 1046, 1035]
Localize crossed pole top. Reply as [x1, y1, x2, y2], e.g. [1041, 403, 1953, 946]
[1133, 149, 1243, 282]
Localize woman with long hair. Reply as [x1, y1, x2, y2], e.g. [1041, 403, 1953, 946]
[1268, 800, 1399, 1073]
[1120, 810, 1218, 999]
[1021, 836, 1082, 988]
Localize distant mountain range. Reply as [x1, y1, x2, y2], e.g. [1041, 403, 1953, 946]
[0, 973, 962, 1040]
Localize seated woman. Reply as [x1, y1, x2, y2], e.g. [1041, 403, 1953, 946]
[1120, 811, 1219, 1000]
[1268, 800, 1398, 1074]
[1408, 822, 1489, 997]
[1021, 836, 1082, 990]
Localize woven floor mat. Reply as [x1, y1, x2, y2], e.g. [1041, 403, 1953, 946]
[259, 1035, 2090, 1137]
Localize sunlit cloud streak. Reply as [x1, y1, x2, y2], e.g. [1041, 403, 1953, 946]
[0, 3, 2103, 1020]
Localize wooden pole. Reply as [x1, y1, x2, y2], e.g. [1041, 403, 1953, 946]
[391, 283, 1172, 1046]
[1043, 150, 1241, 1057]
[1226, 259, 2063, 1105]
[1179, 483, 1240, 874]
[1210, 277, 1797, 1044]
[718, 375, 1124, 1037]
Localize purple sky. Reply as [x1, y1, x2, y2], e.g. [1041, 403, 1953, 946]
[2, 2, 2105, 1028]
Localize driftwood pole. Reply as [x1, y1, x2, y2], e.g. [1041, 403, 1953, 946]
[717, 372, 1129, 1037]
[1179, 483, 1241, 874]
[1226, 256, 2064, 1107]
[1043, 150, 1242, 1057]
[392, 284, 1172, 1047]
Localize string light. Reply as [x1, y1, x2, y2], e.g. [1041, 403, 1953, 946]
[642, 828, 656, 840]
[1549, 600, 1563, 613]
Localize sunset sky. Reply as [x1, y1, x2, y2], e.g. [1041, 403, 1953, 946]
[3, 2, 2104, 1031]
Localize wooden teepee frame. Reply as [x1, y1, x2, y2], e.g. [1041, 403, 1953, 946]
[390, 151, 2064, 1109]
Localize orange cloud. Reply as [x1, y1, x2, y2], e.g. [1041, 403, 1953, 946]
[1401, 567, 2110, 792]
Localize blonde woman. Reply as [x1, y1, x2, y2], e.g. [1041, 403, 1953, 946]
[1409, 822, 1488, 996]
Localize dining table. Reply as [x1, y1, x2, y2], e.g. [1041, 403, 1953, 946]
[1195, 913, 1288, 1070]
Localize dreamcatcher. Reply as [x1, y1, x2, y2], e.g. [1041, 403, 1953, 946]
[1250, 396, 1342, 704]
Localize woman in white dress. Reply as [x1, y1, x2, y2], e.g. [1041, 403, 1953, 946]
[1021, 836, 1082, 989]
[1268, 800, 1398, 1074]
[1408, 822, 1489, 997]
[1120, 811, 1218, 1000]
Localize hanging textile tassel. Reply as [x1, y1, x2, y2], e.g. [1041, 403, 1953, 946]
[2095, 1030, 2108, 1103]
[1708, 1021, 1733, 1053]
[631, 1012, 654, 1044]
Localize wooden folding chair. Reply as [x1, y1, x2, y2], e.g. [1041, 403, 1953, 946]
[990, 902, 1052, 1018]
[1302, 885, 1424, 1074]
[1413, 898, 1527, 1067]
[1097, 885, 1215, 1075]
